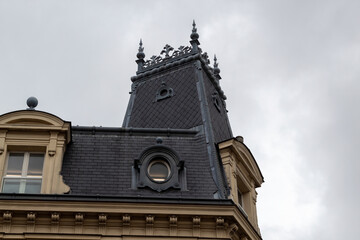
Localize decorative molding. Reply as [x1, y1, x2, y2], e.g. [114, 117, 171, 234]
[155, 81, 174, 102]
[216, 217, 225, 238]
[98, 214, 107, 225]
[98, 214, 107, 234]
[51, 212, 60, 233]
[27, 212, 36, 232]
[0, 130, 7, 155]
[51, 212, 60, 223]
[146, 215, 154, 235]
[75, 213, 84, 224]
[122, 214, 130, 226]
[193, 216, 201, 225]
[3, 211, 12, 233]
[143, 45, 193, 69]
[74, 213, 84, 234]
[192, 216, 201, 237]
[228, 223, 239, 237]
[169, 215, 177, 226]
[216, 217, 225, 226]
[146, 215, 154, 225]
[0, 200, 262, 240]
[27, 212, 36, 223]
[169, 215, 178, 236]
[3, 211, 12, 222]
[122, 214, 131, 235]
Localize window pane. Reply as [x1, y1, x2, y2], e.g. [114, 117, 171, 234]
[148, 160, 169, 182]
[28, 154, 44, 176]
[2, 178, 21, 193]
[24, 179, 42, 193]
[6, 153, 24, 175]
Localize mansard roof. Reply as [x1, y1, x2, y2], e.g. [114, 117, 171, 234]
[61, 126, 220, 199]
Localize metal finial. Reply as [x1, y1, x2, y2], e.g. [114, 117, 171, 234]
[137, 38, 145, 60]
[213, 54, 220, 75]
[160, 44, 174, 58]
[26, 96, 38, 110]
[156, 137, 163, 144]
[190, 20, 199, 40]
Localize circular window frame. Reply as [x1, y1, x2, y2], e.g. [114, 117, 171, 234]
[147, 158, 171, 183]
[135, 146, 183, 192]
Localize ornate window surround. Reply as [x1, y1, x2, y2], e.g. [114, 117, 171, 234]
[0, 110, 71, 194]
[134, 145, 185, 192]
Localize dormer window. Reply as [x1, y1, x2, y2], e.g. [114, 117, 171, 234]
[2, 152, 44, 193]
[0, 106, 71, 194]
[134, 145, 186, 192]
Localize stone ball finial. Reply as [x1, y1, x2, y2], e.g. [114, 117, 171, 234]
[26, 96, 38, 110]
[190, 20, 199, 40]
[236, 136, 244, 143]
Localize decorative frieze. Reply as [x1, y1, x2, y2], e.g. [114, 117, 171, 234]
[0, 203, 258, 239]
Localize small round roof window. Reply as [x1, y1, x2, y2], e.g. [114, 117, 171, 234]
[148, 159, 170, 182]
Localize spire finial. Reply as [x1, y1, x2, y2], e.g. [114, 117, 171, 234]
[213, 54, 221, 75]
[190, 20, 199, 41]
[137, 38, 145, 60]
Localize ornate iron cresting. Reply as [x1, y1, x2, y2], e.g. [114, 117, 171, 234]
[143, 45, 193, 68]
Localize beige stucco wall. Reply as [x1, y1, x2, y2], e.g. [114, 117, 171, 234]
[219, 138, 263, 234]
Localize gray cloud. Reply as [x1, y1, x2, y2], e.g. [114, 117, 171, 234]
[0, 1, 359, 239]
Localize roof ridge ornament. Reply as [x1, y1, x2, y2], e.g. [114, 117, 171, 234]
[137, 39, 145, 60]
[26, 96, 38, 110]
[190, 20, 200, 52]
[160, 44, 174, 59]
[213, 54, 221, 80]
[213, 55, 220, 74]
[136, 39, 146, 72]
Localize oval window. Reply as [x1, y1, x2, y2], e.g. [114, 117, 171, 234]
[148, 159, 170, 182]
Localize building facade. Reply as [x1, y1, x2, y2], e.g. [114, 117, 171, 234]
[0, 22, 263, 240]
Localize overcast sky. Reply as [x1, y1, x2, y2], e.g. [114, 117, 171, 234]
[0, 1, 359, 239]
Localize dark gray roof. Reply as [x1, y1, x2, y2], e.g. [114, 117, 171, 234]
[125, 63, 203, 129]
[62, 127, 219, 199]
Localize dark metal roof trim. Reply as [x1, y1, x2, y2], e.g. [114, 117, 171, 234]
[0, 193, 234, 205]
[131, 53, 199, 81]
[71, 126, 199, 136]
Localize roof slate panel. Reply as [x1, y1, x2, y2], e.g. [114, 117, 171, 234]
[62, 129, 218, 199]
[128, 63, 202, 129]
